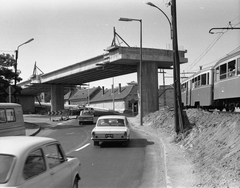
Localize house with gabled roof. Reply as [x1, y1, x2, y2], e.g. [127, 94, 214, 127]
[64, 83, 175, 114]
[64, 84, 138, 113]
[65, 86, 101, 106]
[90, 84, 138, 113]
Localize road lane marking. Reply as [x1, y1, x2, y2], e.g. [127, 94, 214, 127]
[75, 143, 91, 151]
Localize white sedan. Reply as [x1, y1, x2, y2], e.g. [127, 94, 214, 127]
[91, 115, 130, 146]
[0, 136, 80, 188]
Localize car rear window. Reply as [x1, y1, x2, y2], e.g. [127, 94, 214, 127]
[0, 154, 15, 183]
[83, 110, 94, 115]
[97, 119, 125, 127]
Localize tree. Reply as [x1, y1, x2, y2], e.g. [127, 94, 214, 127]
[0, 53, 22, 102]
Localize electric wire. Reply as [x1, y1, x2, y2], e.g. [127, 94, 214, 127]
[187, 16, 240, 72]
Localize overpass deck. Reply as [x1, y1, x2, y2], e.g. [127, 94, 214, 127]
[19, 46, 187, 95]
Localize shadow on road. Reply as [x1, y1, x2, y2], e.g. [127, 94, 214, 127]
[33, 122, 85, 130]
[99, 138, 154, 148]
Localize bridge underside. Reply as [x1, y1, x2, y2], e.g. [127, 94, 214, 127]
[20, 46, 187, 95]
[18, 46, 187, 115]
[20, 63, 137, 95]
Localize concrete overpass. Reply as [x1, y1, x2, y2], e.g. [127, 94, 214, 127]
[18, 45, 188, 115]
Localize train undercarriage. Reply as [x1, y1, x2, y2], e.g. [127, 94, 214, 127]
[214, 98, 240, 112]
[183, 98, 240, 112]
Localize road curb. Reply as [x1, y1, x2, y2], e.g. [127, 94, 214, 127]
[128, 117, 169, 188]
[25, 122, 42, 136]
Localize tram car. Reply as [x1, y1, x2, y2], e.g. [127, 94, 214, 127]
[181, 49, 240, 112]
[181, 66, 214, 109]
[213, 49, 240, 111]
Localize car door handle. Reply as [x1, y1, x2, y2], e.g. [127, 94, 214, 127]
[50, 171, 55, 175]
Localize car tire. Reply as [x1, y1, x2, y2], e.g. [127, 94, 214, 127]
[94, 141, 99, 146]
[72, 177, 79, 188]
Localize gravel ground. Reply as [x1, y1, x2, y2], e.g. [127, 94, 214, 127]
[128, 109, 197, 188]
[132, 107, 240, 188]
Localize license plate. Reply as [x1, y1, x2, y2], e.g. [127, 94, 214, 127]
[105, 134, 114, 138]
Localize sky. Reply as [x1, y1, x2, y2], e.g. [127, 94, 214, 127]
[0, 0, 239, 89]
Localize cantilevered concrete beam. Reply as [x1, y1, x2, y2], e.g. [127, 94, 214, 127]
[18, 46, 187, 113]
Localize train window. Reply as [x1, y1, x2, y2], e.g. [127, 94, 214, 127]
[193, 78, 195, 87]
[181, 82, 188, 92]
[201, 74, 206, 85]
[191, 79, 195, 88]
[194, 78, 197, 87]
[193, 77, 196, 88]
[237, 58, 240, 75]
[220, 64, 227, 80]
[181, 83, 185, 92]
[215, 67, 220, 81]
[197, 75, 200, 87]
[228, 60, 236, 77]
[207, 73, 209, 85]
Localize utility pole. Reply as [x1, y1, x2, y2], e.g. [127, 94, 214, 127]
[146, 1, 185, 134]
[171, 0, 185, 133]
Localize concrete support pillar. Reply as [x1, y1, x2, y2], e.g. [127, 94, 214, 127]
[18, 95, 35, 114]
[51, 85, 64, 111]
[138, 62, 159, 117]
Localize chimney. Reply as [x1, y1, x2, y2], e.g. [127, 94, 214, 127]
[118, 83, 121, 94]
[102, 86, 104, 95]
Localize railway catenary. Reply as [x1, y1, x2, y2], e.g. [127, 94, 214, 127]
[181, 49, 240, 112]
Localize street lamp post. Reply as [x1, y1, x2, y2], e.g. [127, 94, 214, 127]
[146, 2, 172, 39]
[119, 17, 143, 126]
[87, 83, 90, 106]
[15, 38, 34, 88]
[146, 1, 184, 133]
[112, 77, 115, 111]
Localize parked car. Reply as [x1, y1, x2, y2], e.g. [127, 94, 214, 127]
[78, 108, 94, 125]
[0, 136, 80, 188]
[91, 115, 130, 146]
[0, 103, 26, 136]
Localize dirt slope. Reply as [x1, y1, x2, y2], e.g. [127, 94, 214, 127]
[143, 108, 240, 188]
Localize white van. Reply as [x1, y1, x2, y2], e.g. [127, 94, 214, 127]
[0, 103, 26, 136]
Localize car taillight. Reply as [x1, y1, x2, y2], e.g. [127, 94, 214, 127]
[92, 132, 95, 136]
[124, 132, 127, 137]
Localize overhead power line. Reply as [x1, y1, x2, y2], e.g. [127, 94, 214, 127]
[187, 16, 240, 72]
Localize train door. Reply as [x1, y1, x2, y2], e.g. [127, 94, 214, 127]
[185, 81, 189, 106]
[187, 80, 192, 106]
[181, 82, 187, 106]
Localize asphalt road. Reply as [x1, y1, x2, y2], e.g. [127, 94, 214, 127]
[24, 116, 165, 188]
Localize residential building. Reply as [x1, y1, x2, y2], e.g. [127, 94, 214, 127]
[90, 84, 138, 113]
[65, 86, 101, 106]
[159, 85, 174, 108]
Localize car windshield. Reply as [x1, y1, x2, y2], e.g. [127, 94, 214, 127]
[0, 154, 15, 183]
[97, 119, 125, 127]
[81, 110, 93, 115]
